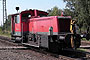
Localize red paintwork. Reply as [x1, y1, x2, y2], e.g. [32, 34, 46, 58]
[29, 16, 58, 33]
[28, 16, 71, 34]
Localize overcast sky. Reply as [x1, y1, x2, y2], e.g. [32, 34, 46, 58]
[0, 0, 66, 26]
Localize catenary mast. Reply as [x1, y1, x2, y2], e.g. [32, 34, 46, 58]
[2, 0, 7, 30]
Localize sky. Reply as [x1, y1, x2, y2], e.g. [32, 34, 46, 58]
[0, 0, 66, 26]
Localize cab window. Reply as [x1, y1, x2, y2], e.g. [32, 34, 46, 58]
[38, 13, 47, 17]
[15, 15, 20, 23]
[22, 13, 31, 22]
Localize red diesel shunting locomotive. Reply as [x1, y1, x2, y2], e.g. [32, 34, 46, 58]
[10, 9, 81, 52]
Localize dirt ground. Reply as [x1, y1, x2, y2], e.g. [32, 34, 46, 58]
[0, 36, 90, 60]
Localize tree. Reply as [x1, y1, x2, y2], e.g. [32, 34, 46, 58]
[63, 0, 90, 33]
[2, 15, 11, 32]
[47, 6, 62, 16]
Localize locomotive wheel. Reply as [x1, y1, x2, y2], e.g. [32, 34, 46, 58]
[15, 37, 22, 43]
[49, 42, 60, 53]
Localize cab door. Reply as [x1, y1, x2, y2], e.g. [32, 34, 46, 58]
[13, 15, 21, 36]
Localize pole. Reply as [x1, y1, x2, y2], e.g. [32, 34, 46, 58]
[5, 0, 7, 30]
[3, 0, 4, 29]
[2, 0, 7, 31]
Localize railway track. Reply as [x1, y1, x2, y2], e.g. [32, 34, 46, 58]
[0, 38, 27, 50]
[0, 36, 90, 60]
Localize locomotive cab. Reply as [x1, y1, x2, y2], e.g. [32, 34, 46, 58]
[10, 10, 48, 42]
[10, 10, 34, 42]
[10, 13, 22, 42]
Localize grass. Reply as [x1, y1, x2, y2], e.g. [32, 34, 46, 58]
[77, 48, 86, 52]
[82, 38, 87, 41]
[81, 38, 90, 41]
[0, 29, 11, 38]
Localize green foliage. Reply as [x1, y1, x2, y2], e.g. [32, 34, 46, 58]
[0, 26, 10, 37]
[3, 15, 11, 32]
[0, 16, 11, 37]
[63, 0, 90, 33]
[0, 15, 11, 37]
[47, 6, 62, 16]
[77, 48, 86, 52]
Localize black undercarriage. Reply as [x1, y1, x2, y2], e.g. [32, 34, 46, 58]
[11, 33, 81, 52]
